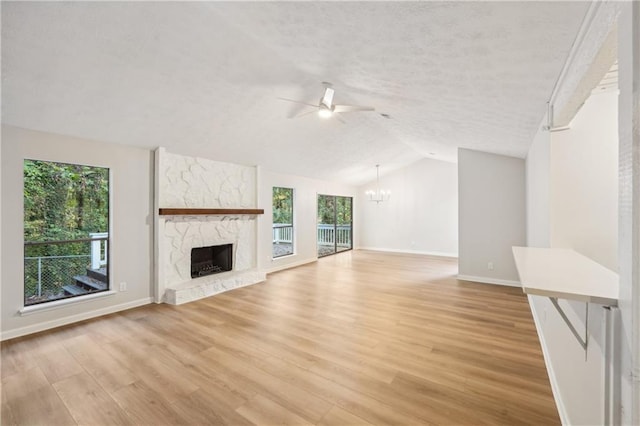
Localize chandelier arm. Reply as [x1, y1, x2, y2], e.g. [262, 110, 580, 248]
[367, 164, 390, 203]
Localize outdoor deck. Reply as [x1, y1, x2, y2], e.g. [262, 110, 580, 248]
[273, 224, 352, 258]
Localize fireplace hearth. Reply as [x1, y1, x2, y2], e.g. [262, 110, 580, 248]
[191, 244, 232, 278]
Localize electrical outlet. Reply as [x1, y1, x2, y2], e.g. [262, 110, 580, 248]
[487, 262, 494, 271]
[119, 282, 127, 292]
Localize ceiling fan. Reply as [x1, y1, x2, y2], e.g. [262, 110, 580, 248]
[279, 83, 375, 120]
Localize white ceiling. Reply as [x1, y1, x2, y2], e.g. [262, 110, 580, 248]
[2, 2, 590, 185]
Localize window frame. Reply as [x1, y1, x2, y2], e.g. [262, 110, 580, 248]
[272, 186, 295, 259]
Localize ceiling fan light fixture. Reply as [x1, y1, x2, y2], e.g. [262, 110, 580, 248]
[279, 83, 374, 120]
[318, 108, 333, 119]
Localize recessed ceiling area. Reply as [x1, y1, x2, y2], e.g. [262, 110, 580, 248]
[1, 2, 590, 185]
[593, 61, 619, 94]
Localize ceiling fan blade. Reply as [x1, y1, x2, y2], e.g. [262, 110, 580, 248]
[332, 113, 346, 124]
[292, 109, 318, 119]
[333, 104, 375, 113]
[320, 87, 335, 108]
[277, 97, 319, 108]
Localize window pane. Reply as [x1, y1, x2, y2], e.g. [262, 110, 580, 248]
[317, 194, 353, 257]
[317, 195, 337, 257]
[336, 196, 353, 253]
[23, 160, 110, 306]
[272, 187, 294, 258]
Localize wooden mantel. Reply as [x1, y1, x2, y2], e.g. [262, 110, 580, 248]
[159, 208, 264, 216]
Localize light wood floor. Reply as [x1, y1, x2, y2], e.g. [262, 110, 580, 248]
[1, 250, 560, 425]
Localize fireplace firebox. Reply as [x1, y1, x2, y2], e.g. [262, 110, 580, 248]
[191, 244, 233, 278]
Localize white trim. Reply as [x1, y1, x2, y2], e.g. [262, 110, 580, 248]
[153, 147, 163, 303]
[358, 246, 458, 259]
[456, 274, 520, 287]
[3, 297, 152, 341]
[272, 252, 296, 261]
[266, 257, 317, 275]
[528, 295, 570, 426]
[255, 165, 261, 288]
[19, 290, 117, 316]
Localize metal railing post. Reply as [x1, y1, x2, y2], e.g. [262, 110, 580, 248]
[89, 232, 108, 269]
[91, 239, 100, 269]
[37, 257, 42, 297]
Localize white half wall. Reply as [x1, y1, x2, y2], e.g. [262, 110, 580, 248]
[1, 126, 154, 340]
[525, 78, 619, 425]
[258, 169, 356, 274]
[458, 149, 526, 284]
[356, 158, 458, 257]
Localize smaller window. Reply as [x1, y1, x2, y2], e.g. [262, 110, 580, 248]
[272, 187, 294, 258]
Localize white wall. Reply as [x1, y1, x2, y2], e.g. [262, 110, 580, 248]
[0, 124, 3, 334]
[1, 125, 154, 340]
[526, 115, 551, 248]
[258, 169, 356, 273]
[356, 158, 458, 257]
[525, 90, 619, 425]
[458, 149, 526, 285]
[551, 90, 619, 272]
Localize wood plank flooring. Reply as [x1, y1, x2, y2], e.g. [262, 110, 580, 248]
[1, 250, 560, 425]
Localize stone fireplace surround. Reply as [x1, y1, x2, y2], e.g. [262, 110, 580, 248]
[154, 148, 265, 305]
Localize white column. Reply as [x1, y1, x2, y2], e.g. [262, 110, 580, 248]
[154, 147, 164, 303]
[617, 2, 640, 424]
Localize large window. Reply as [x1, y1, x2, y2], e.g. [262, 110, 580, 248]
[317, 194, 353, 257]
[23, 160, 110, 306]
[272, 187, 294, 258]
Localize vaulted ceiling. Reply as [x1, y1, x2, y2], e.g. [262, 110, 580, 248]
[2, 2, 590, 185]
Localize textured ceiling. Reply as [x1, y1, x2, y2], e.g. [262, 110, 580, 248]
[2, 2, 589, 185]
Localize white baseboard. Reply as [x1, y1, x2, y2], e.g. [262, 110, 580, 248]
[1, 297, 153, 341]
[266, 257, 317, 274]
[527, 295, 569, 425]
[358, 246, 458, 258]
[456, 274, 520, 287]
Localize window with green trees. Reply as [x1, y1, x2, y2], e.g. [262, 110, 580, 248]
[23, 160, 110, 306]
[272, 187, 294, 258]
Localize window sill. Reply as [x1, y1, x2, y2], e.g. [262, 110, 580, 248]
[272, 253, 296, 261]
[19, 290, 117, 316]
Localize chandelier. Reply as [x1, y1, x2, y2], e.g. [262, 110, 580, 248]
[365, 164, 390, 203]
